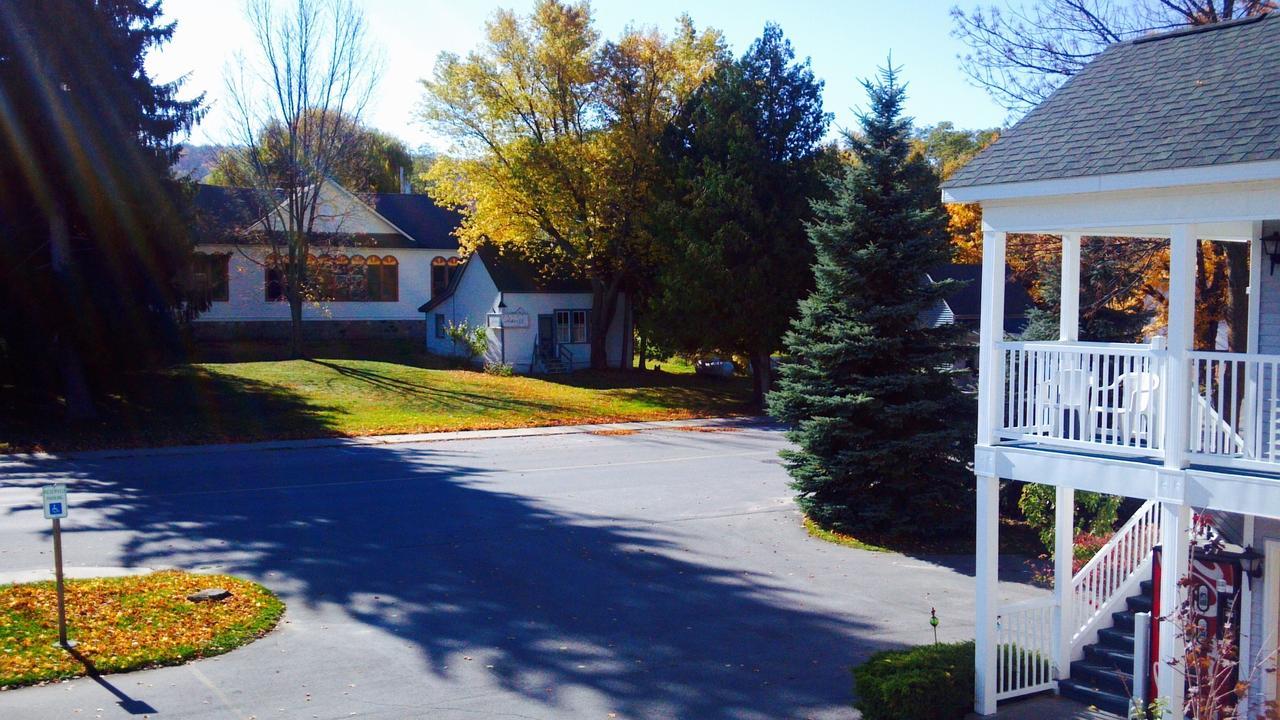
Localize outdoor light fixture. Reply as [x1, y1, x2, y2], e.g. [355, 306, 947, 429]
[1240, 545, 1265, 579]
[1263, 231, 1280, 276]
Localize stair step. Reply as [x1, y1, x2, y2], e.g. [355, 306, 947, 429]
[1059, 679, 1132, 716]
[1098, 627, 1135, 652]
[1126, 594, 1153, 613]
[1111, 610, 1135, 632]
[1070, 660, 1134, 696]
[1085, 644, 1134, 672]
[1139, 579, 1154, 596]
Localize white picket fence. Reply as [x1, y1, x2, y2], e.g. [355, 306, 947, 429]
[994, 596, 1057, 700]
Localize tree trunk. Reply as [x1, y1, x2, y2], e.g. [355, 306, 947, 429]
[750, 349, 771, 409]
[1224, 242, 1249, 352]
[289, 295, 304, 359]
[638, 330, 648, 372]
[589, 277, 621, 371]
[48, 211, 96, 421]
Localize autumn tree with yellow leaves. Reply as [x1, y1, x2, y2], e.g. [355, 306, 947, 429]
[418, 1, 725, 369]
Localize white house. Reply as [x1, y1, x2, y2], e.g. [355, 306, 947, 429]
[190, 180, 462, 341]
[421, 244, 630, 373]
[943, 14, 1280, 717]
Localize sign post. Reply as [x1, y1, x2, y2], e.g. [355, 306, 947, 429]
[41, 484, 72, 648]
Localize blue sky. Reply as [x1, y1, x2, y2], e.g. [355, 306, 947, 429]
[149, 0, 1010, 149]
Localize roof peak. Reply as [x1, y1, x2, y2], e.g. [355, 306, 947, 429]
[1133, 12, 1271, 45]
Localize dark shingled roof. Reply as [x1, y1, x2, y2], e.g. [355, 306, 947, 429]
[945, 13, 1280, 189]
[417, 245, 591, 313]
[372, 194, 463, 250]
[475, 245, 591, 294]
[929, 264, 1033, 334]
[193, 184, 462, 249]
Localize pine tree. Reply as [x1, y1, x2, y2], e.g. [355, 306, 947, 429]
[767, 65, 975, 540]
[0, 0, 202, 415]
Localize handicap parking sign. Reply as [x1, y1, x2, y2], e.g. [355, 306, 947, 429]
[42, 485, 68, 519]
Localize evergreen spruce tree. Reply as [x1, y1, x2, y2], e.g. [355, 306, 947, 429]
[767, 65, 975, 539]
[0, 0, 203, 415]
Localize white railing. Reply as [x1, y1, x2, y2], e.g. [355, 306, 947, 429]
[1070, 500, 1161, 653]
[997, 340, 1166, 458]
[995, 596, 1057, 700]
[1187, 351, 1280, 470]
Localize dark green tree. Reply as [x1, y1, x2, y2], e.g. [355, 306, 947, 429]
[0, 0, 203, 418]
[768, 65, 974, 539]
[649, 24, 831, 403]
[1020, 237, 1154, 343]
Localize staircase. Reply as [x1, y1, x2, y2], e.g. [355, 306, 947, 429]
[1058, 579, 1153, 716]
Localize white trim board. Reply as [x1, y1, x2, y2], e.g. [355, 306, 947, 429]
[943, 158, 1280, 204]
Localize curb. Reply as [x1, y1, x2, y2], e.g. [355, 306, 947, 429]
[4, 416, 775, 464]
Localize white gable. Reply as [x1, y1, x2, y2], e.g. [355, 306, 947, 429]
[252, 180, 403, 236]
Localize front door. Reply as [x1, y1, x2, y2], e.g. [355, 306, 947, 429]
[537, 314, 555, 357]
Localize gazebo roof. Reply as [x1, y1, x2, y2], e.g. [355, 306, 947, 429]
[945, 13, 1280, 191]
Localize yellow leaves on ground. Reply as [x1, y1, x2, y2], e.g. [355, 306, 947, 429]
[0, 570, 283, 689]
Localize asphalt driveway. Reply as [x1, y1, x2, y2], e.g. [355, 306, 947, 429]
[0, 422, 1043, 719]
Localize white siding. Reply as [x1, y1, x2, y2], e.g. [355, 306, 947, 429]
[424, 257, 502, 364]
[1258, 221, 1280, 354]
[193, 244, 457, 322]
[501, 292, 628, 371]
[423, 255, 630, 372]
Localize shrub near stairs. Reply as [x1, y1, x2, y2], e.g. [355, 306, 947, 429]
[852, 641, 974, 720]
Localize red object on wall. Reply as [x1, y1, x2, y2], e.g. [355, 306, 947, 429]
[1148, 546, 1242, 713]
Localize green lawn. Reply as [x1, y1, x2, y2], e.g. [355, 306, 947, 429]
[1, 357, 752, 453]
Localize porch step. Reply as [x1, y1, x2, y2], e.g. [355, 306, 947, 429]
[1126, 594, 1153, 613]
[1084, 644, 1134, 672]
[1059, 679, 1131, 716]
[1110, 610, 1135, 633]
[1139, 579, 1153, 595]
[1069, 660, 1134, 696]
[1097, 627, 1135, 652]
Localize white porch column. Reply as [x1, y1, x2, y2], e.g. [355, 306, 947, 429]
[1059, 233, 1081, 342]
[978, 230, 1008, 446]
[1156, 502, 1190, 717]
[1163, 225, 1196, 469]
[975, 472, 1000, 716]
[1053, 486, 1075, 679]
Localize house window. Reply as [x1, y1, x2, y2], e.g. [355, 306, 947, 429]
[431, 256, 459, 297]
[555, 309, 588, 344]
[192, 252, 230, 303]
[268, 253, 399, 302]
[265, 260, 284, 301]
[435, 313, 447, 339]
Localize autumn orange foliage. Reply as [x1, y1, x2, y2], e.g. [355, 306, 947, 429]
[0, 570, 283, 689]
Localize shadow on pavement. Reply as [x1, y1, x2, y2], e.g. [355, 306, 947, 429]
[3, 433, 881, 719]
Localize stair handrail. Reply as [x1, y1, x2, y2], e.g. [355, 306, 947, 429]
[1191, 391, 1246, 454]
[558, 343, 574, 372]
[1069, 499, 1161, 653]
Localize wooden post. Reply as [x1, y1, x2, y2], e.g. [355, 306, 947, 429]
[52, 518, 68, 647]
[977, 230, 1008, 446]
[1163, 226, 1195, 470]
[1053, 485, 1075, 679]
[1157, 502, 1190, 717]
[1060, 233, 1081, 342]
[975, 472, 1000, 716]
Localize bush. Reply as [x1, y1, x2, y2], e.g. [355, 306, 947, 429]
[484, 361, 514, 377]
[1018, 482, 1120, 557]
[852, 641, 973, 720]
[444, 320, 488, 363]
